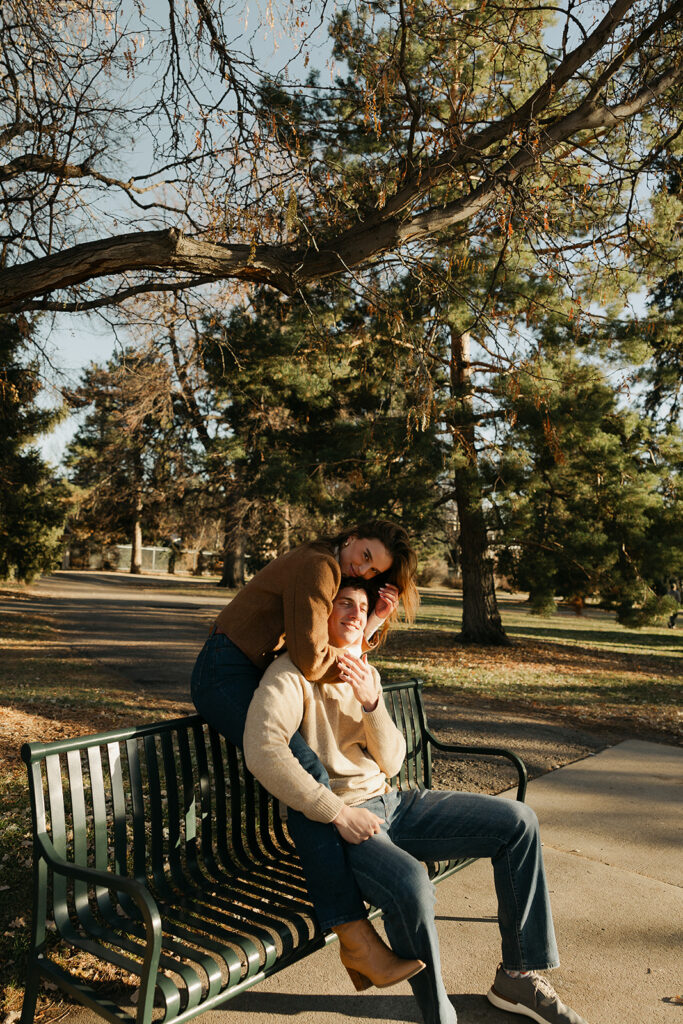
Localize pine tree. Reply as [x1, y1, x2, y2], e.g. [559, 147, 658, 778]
[65, 345, 198, 572]
[198, 284, 443, 573]
[492, 351, 682, 622]
[0, 317, 67, 581]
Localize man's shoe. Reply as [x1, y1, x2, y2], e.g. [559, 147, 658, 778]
[486, 966, 589, 1024]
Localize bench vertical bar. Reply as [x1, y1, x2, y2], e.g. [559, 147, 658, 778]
[21, 759, 49, 1024]
[413, 681, 433, 789]
[124, 738, 157, 1024]
[67, 750, 91, 926]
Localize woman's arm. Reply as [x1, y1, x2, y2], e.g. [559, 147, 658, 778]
[364, 583, 400, 641]
[282, 551, 344, 683]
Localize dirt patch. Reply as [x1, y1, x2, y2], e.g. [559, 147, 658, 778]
[422, 690, 623, 793]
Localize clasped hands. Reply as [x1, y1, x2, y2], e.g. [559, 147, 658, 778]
[364, 583, 400, 640]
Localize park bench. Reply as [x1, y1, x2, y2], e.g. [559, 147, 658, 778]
[20, 678, 527, 1024]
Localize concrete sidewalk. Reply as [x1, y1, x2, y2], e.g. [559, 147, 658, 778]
[63, 739, 682, 1024]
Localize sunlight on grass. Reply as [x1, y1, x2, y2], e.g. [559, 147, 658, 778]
[415, 590, 683, 659]
[376, 589, 683, 736]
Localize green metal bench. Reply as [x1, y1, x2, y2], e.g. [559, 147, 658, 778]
[20, 678, 527, 1024]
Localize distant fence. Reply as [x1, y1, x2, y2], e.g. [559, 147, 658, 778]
[115, 546, 221, 574]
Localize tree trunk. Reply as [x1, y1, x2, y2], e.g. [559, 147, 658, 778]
[279, 502, 291, 554]
[130, 490, 143, 575]
[450, 329, 508, 645]
[220, 536, 246, 588]
[219, 502, 247, 588]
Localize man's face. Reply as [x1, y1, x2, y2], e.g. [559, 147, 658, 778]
[328, 586, 369, 649]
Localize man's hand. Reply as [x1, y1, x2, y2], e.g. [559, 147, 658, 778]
[332, 803, 383, 844]
[337, 652, 380, 710]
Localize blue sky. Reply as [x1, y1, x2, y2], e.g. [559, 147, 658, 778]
[36, 0, 317, 465]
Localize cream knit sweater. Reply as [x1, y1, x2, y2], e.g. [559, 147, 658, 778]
[243, 653, 406, 823]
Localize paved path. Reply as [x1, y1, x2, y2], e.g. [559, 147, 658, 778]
[57, 739, 683, 1024]
[6, 570, 227, 695]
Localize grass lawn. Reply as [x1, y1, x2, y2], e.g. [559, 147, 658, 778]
[0, 580, 681, 1018]
[375, 590, 682, 741]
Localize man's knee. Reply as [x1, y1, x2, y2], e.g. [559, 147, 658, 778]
[507, 800, 541, 845]
[350, 842, 436, 921]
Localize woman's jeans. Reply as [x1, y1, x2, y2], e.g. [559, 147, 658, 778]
[190, 630, 366, 930]
[348, 788, 559, 1024]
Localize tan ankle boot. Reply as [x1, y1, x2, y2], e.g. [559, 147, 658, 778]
[332, 918, 425, 991]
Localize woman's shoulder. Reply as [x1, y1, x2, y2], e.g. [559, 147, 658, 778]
[288, 540, 339, 571]
[250, 540, 337, 580]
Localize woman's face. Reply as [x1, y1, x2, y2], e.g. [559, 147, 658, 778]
[339, 535, 393, 580]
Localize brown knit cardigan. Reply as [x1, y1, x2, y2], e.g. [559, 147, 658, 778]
[214, 541, 346, 683]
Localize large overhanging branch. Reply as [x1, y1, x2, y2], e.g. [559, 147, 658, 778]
[378, 0, 683, 224]
[395, 63, 683, 246]
[0, 230, 296, 312]
[1, 0, 682, 315]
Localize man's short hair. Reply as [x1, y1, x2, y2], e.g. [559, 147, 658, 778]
[336, 576, 378, 613]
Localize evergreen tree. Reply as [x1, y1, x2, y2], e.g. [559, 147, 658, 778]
[65, 345, 198, 572]
[198, 284, 444, 573]
[492, 351, 682, 622]
[0, 317, 67, 581]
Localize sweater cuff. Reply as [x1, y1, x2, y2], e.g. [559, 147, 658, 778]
[310, 789, 346, 823]
[362, 699, 391, 730]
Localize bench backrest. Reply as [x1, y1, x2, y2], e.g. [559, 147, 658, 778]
[21, 679, 431, 895]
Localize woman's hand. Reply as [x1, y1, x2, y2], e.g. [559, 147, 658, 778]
[337, 652, 380, 711]
[375, 583, 400, 621]
[332, 803, 383, 843]
[364, 584, 400, 641]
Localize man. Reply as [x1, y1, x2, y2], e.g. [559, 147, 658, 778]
[243, 579, 589, 1024]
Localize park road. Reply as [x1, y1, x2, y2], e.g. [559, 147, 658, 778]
[6, 569, 227, 698]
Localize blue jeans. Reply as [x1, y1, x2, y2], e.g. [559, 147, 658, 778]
[348, 788, 559, 1024]
[190, 631, 366, 929]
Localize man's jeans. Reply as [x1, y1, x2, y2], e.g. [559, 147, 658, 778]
[348, 788, 560, 1024]
[190, 630, 366, 929]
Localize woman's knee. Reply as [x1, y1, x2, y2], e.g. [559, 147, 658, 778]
[289, 733, 330, 786]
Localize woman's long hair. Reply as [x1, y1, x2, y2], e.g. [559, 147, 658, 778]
[322, 519, 420, 643]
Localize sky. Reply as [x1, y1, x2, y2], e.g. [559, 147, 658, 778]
[38, 317, 123, 465]
[35, 0, 318, 466]
[32, 1, 646, 466]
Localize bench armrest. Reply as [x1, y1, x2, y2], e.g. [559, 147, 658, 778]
[35, 831, 163, 936]
[423, 731, 528, 802]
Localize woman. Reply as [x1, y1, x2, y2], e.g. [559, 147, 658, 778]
[191, 519, 421, 988]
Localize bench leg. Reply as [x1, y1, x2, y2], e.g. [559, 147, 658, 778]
[20, 959, 41, 1024]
